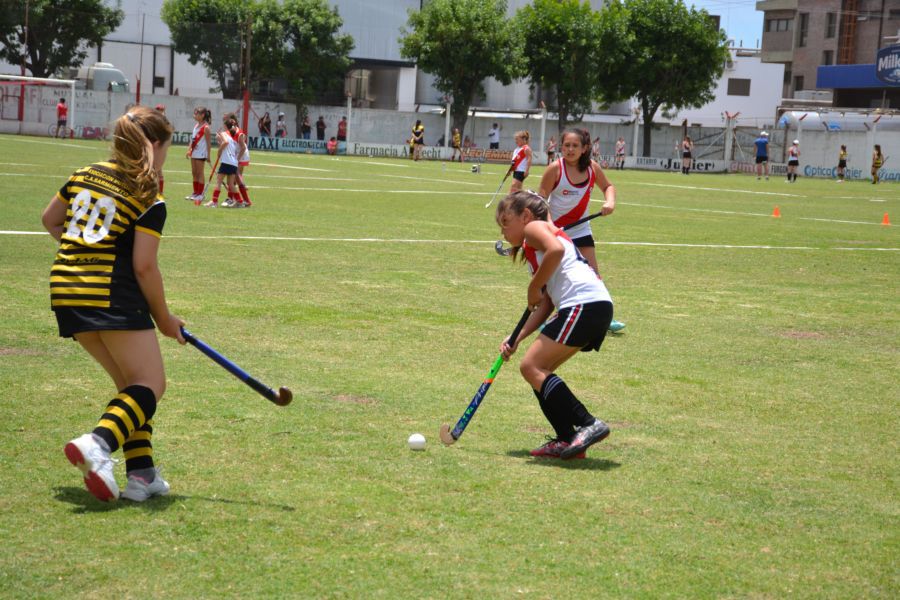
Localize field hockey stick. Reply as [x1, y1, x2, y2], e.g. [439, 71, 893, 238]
[484, 167, 514, 208]
[495, 211, 605, 256]
[439, 308, 531, 445]
[181, 328, 293, 406]
[201, 156, 220, 198]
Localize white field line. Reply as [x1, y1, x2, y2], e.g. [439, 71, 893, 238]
[376, 173, 483, 186]
[3, 136, 100, 151]
[3, 230, 895, 251]
[353, 160, 410, 168]
[633, 181, 802, 198]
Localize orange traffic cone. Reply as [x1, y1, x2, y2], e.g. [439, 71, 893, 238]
[882, 212, 891, 226]
[772, 205, 781, 218]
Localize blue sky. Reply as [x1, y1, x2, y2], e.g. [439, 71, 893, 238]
[689, 0, 765, 49]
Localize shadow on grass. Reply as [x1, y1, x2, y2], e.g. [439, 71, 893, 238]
[505, 450, 621, 471]
[53, 486, 296, 513]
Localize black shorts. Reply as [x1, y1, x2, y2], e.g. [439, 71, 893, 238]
[682, 152, 692, 159]
[756, 156, 768, 164]
[570, 234, 595, 248]
[512, 171, 526, 182]
[838, 160, 847, 168]
[788, 160, 799, 166]
[54, 306, 154, 338]
[490, 143, 499, 149]
[218, 163, 238, 175]
[57, 119, 67, 127]
[541, 301, 613, 352]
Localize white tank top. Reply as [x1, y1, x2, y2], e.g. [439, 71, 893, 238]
[789, 146, 799, 160]
[524, 230, 611, 309]
[548, 158, 595, 240]
[190, 123, 209, 159]
[219, 132, 239, 167]
[236, 128, 250, 163]
[512, 145, 530, 173]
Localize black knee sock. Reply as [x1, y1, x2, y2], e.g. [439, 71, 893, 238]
[533, 388, 573, 441]
[541, 374, 595, 433]
[123, 419, 155, 476]
[92, 385, 157, 453]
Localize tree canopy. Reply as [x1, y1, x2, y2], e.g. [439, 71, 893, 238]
[515, 0, 607, 136]
[161, 0, 352, 101]
[0, 0, 124, 78]
[595, 0, 730, 155]
[399, 0, 521, 134]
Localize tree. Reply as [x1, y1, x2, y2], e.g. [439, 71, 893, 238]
[162, 0, 352, 102]
[595, 0, 730, 156]
[161, 0, 247, 95]
[252, 0, 353, 105]
[0, 0, 124, 78]
[515, 0, 605, 135]
[399, 0, 520, 135]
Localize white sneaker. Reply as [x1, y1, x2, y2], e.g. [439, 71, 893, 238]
[185, 194, 196, 201]
[64, 434, 119, 502]
[121, 468, 170, 502]
[222, 198, 237, 208]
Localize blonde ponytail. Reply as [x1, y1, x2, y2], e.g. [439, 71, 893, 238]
[111, 106, 173, 208]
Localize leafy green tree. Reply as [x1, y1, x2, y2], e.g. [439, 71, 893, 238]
[515, 0, 605, 135]
[252, 0, 353, 105]
[161, 0, 247, 95]
[399, 0, 520, 134]
[596, 0, 730, 156]
[0, 0, 124, 78]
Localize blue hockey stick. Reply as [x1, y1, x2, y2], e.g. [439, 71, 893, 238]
[181, 328, 292, 406]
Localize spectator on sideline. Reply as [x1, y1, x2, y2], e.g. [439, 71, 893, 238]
[337, 116, 348, 142]
[316, 116, 326, 141]
[327, 137, 338, 155]
[258, 112, 271, 137]
[786, 140, 800, 183]
[681, 135, 694, 175]
[275, 112, 287, 138]
[412, 119, 425, 161]
[871, 144, 884, 184]
[754, 131, 769, 180]
[614, 137, 626, 170]
[488, 122, 501, 149]
[56, 97, 68, 138]
[301, 115, 311, 139]
[836, 144, 847, 182]
[450, 128, 463, 163]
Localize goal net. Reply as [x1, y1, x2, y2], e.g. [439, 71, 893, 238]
[0, 75, 76, 137]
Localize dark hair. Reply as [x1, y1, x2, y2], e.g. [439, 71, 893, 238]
[112, 106, 173, 208]
[59, 97, 66, 103]
[561, 127, 592, 171]
[195, 106, 211, 124]
[494, 190, 550, 262]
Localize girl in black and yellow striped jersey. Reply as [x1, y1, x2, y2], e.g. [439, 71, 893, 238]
[41, 105, 186, 503]
[871, 144, 884, 184]
[837, 145, 848, 182]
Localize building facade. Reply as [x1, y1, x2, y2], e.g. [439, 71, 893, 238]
[756, 0, 900, 107]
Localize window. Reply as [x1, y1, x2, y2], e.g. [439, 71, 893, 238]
[822, 50, 834, 65]
[798, 13, 809, 47]
[766, 18, 793, 32]
[794, 75, 804, 92]
[826, 12, 836, 38]
[727, 78, 751, 96]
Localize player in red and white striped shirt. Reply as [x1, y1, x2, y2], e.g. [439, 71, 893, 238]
[185, 106, 212, 202]
[509, 130, 532, 193]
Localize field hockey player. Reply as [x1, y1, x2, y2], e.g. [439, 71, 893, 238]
[42, 106, 186, 502]
[185, 106, 212, 202]
[224, 112, 252, 207]
[495, 191, 614, 459]
[205, 118, 244, 208]
[539, 127, 626, 334]
[509, 130, 532, 193]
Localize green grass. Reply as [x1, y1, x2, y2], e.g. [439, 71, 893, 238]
[0, 134, 897, 598]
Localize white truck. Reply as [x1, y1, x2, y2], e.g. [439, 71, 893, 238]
[69, 62, 130, 92]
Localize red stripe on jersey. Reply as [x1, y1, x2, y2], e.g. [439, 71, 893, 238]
[554, 165, 594, 228]
[511, 145, 530, 170]
[189, 124, 207, 152]
[523, 244, 539, 274]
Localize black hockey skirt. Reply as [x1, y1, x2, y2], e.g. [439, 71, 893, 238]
[541, 301, 613, 352]
[54, 306, 154, 338]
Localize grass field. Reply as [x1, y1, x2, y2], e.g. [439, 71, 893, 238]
[0, 133, 897, 598]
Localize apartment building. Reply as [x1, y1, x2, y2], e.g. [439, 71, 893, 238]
[756, 0, 900, 108]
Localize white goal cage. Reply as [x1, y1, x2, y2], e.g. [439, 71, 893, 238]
[0, 74, 76, 137]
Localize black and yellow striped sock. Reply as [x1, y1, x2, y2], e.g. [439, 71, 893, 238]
[92, 385, 157, 453]
[123, 420, 154, 474]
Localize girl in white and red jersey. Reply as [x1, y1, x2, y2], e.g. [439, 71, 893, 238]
[223, 112, 252, 207]
[204, 119, 243, 208]
[185, 106, 212, 202]
[495, 191, 613, 459]
[509, 130, 532, 193]
[539, 127, 626, 333]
